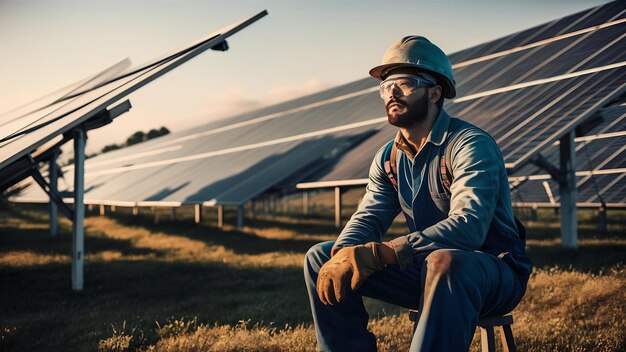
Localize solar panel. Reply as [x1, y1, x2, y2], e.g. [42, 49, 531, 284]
[0, 11, 267, 171]
[295, 1, 625, 188]
[3, 11, 268, 290]
[0, 58, 131, 131]
[13, 88, 385, 205]
[509, 102, 626, 207]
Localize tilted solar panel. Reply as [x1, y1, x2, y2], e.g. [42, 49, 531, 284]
[0, 11, 267, 172]
[295, 1, 625, 189]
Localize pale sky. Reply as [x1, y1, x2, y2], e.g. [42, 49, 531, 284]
[0, 0, 609, 156]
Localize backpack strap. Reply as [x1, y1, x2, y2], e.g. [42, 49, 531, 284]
[383, 141, 398, 191]
[383, 131, 458, 194]
[440, 131, 458, 193]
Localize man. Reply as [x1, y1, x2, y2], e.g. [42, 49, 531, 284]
[303, 36, 532, 351]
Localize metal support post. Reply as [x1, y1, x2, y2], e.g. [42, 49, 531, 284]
[194, 204, 202, 224]
[283, 195, 288, 214]
[218, 205, 224, 228]
[530, 204, 538, 222]
[132, 206, 139, 216]
[335, 186, 342, 228]
[237, 204, 244, 229]
[598, 204, 607, 234]
[49, 148, 59, 237]
[72, 128, 86, 291]
[111, 205, 116, 213]
[270, 195, 275, 214]
[303, 191, 309, 215]
[99, 204, 106, 216]
[559, 131, 577, 248]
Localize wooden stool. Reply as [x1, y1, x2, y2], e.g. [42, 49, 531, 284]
[408, 310, 516, 352]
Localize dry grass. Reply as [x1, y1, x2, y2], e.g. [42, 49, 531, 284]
[0, 202, 624, 351]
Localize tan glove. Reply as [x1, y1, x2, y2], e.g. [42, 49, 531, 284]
[317, 242, 391, 305]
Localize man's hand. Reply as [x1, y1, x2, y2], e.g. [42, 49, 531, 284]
[317, 242, 398, 305]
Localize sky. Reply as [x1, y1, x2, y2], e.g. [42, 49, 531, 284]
[0, 0, 610, 156]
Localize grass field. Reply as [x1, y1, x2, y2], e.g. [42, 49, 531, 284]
[0, 191, 624, 351]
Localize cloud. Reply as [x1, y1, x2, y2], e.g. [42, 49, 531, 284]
[197, 87, 264, 121]
[263, 79, 331, 105]
[192, 78, 332, 123]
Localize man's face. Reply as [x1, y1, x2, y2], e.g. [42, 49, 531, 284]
[381, 69, 435, 128]
[385, 85, 430, 128]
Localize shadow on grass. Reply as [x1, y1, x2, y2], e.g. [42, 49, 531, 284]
[2, 203, 625, 351]
[526, 240, 625, 273]
[245, 215, 340, 235]
[2, 204, 316, 350]
[108, 213, 330, 256]
[1, 203, 47, 224]
[1, 258, 312, 351]
[0, 224, 165, 259]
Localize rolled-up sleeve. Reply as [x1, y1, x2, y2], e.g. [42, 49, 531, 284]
[332, 144, 402, 255]
[390, 130, 501, 267]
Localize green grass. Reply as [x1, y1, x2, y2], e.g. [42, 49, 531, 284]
[0, 201, 624, 351]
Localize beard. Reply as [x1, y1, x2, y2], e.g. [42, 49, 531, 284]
[386, 93, 429, 128]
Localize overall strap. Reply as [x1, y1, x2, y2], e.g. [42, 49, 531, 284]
[383, 131, 457, 194]
[383, 141, 399, 191]
[440, 131, 458, 193]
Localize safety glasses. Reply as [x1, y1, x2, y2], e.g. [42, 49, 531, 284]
[379, 76, 434, 99]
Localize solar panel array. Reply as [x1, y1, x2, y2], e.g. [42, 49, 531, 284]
[12, 76, 387, 206]
[11, 1, 626, 209]
[296, 1, 626, 206]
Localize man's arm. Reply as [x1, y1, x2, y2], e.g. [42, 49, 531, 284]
[332, 143, 402, 255]
[390, 129, 502, 268]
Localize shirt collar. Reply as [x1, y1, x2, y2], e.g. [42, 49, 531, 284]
[393, 108, 451, 159]
[429, 108, 451, 146]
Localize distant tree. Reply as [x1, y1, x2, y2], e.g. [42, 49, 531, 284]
[147, 127, 171, 139]
[126, 131, 146, 146]
[97, 126, 170, 155]
[102, 144, 122, 153]
[146, 128, 160, 139]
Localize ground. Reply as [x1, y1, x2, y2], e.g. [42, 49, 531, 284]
[0, 190, 624, 351]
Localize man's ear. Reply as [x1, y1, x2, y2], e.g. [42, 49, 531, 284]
[430, 85, 443, 104]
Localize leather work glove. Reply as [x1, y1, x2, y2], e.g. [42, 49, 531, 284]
[317, 242, 395, 305]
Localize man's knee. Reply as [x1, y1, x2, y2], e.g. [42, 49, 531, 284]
[304, 241, 334, 275]
[425, 249, 455, 275]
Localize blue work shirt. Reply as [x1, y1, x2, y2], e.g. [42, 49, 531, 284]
[334, 108, 532, 283]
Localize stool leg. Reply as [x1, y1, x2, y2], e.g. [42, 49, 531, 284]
[498, 325, 516, 352]
[480, 326, 496, 352]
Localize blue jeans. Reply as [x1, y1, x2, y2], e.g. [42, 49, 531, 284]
[303, 241, 526, 352]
